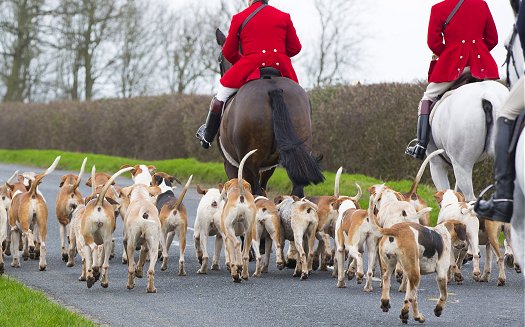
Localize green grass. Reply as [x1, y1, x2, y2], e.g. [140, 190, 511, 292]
[0, 149, 440, 225]
[0, 276, 95, 326]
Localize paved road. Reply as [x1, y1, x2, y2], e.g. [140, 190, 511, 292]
[1, 163, 524, 327]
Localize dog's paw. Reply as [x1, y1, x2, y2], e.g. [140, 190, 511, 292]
[197, 268, 207, 274]
[62, 253, 69, 262]
[497, 277, 505, 286]
[472, 271, 481, 282]
[363, 286, 373, 293]
[300, 272, 308, 280]
[395, 270, 403, 284]
[135, 269, 144, 278]
[11, 260, 20, 268]
[0, 263, 4, 275]
[434, 305, 443, 317]
[66, 261, 74, 268]
[454, 272, 464, 285]
[286, 259, 297, 269]
[178, 270, 187, 277]
[380, 299, 390, 312]
[39, 264, 46, 271]
[515, 264, 522, 274]
[147, 287, 157, 293]
[480, 273, 490, 282]
[292, 270, 300, 278]
[122, 258, 127, 264]
[399, 307, 409, 324]
[347, 270, 355, 281]
[78, 275, 86, 281]
[276, 262, 285, 271]
[101, 282, 109, 288]
[337, 280, 346, 288]
[4, 249, 11, 256]
[86, 277, 95, 288]
[211, 264, 220, 271]
[415, 314, 426, 323]
[127, 283, 135, 290]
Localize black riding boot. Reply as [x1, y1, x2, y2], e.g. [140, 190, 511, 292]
[195, 97, 224, 149]
[405, 100, 433, 160]
[474, 117, 515, 222]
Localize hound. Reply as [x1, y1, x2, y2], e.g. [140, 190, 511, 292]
[55, 157, 87, 262]
[8, 156, 61, 270]
[220, 150, 258, 283]
[154, 172, 192, 276]
[194, 184, 225, 274]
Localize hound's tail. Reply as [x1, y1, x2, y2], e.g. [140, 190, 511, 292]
[269, 89, 325, 188]
[73, 157, 88, 190]
[96, 167, 133, 207]
[237, 149, 257, 199]
[170, 175, 193, 210]
[28, 156, 61, 196]
[408, 149, 444, 195]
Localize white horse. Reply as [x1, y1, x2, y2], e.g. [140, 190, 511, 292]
[511, 130, 524, 269]
[427, 81, 509, 201]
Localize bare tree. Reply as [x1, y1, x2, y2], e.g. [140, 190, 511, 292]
[158, 4, 219, 94]
[112, 0, 158, 98]
[52, 0, 123, 100]
[306, 0, 364, 88]
[0, 0, 47, 102]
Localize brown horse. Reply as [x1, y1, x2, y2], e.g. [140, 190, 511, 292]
[215, 29, 324, 197]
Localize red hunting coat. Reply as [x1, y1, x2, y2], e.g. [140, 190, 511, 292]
[220, 2, 301, 89]
[428, 0, 499, 83]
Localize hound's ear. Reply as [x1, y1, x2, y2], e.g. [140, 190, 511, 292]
[367, 186, 376, 195]
[196, 184, 207, 195]
[273, 195, 283, 204]
[218, 183, 224, 193]
[59, 175, 67, 187]
[17, 175, 24, 183]
[6, 183, 14, 191]
[85, 176, 92, 187]
[120, 186, 132, 199]
[148, 165, 157, 175]
[433, 191, 444, 205]
[454, 191, 466, 203]
[291, 195, 301, 202]
[394, 192, 405, 201]
[216, 28, 226, 46]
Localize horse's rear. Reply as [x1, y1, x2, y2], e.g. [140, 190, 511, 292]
[219, 77, 324, 196]
[428, 81, 509, 200]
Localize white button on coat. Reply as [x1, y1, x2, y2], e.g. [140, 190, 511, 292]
[273, 49, 277, 52]
[462, 40, 465, 44]
[472, 40, 476, 43]
[262, 63, 266, 66]
[276, 62, 279, 66]
[262, 50, 266, 53]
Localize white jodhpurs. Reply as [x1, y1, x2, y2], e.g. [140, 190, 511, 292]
[216, 84, 238, 102]
[423, 67, 472, 102]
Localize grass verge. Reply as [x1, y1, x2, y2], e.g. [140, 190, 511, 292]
[0, 276, 95, 326]
[0, 149, 440, 225]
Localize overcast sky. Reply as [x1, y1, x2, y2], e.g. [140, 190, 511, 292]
[168, 0, 515, 84]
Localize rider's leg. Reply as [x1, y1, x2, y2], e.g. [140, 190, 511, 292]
[195, 84, 238, 149]
[405, 81, 451, 160]
[475, 77, 524, 222]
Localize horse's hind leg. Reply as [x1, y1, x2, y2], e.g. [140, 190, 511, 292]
[451, 161, 475, 201]
[223, 161, 238, 180]
[429, 156, 450, 192]
[291, 184, 305, 198]
[260, 167, 276, 196]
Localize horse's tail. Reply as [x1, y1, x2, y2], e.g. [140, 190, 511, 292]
[481, 98, 494, 153]
[268, 89, 325, 187]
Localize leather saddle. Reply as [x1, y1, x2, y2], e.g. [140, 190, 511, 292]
[259, 67, 282, 79]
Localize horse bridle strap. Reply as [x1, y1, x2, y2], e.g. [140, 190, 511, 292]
[442, 0, 464, 34]
[237, 4, 268, 54]
[503, 25, 519, 88]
